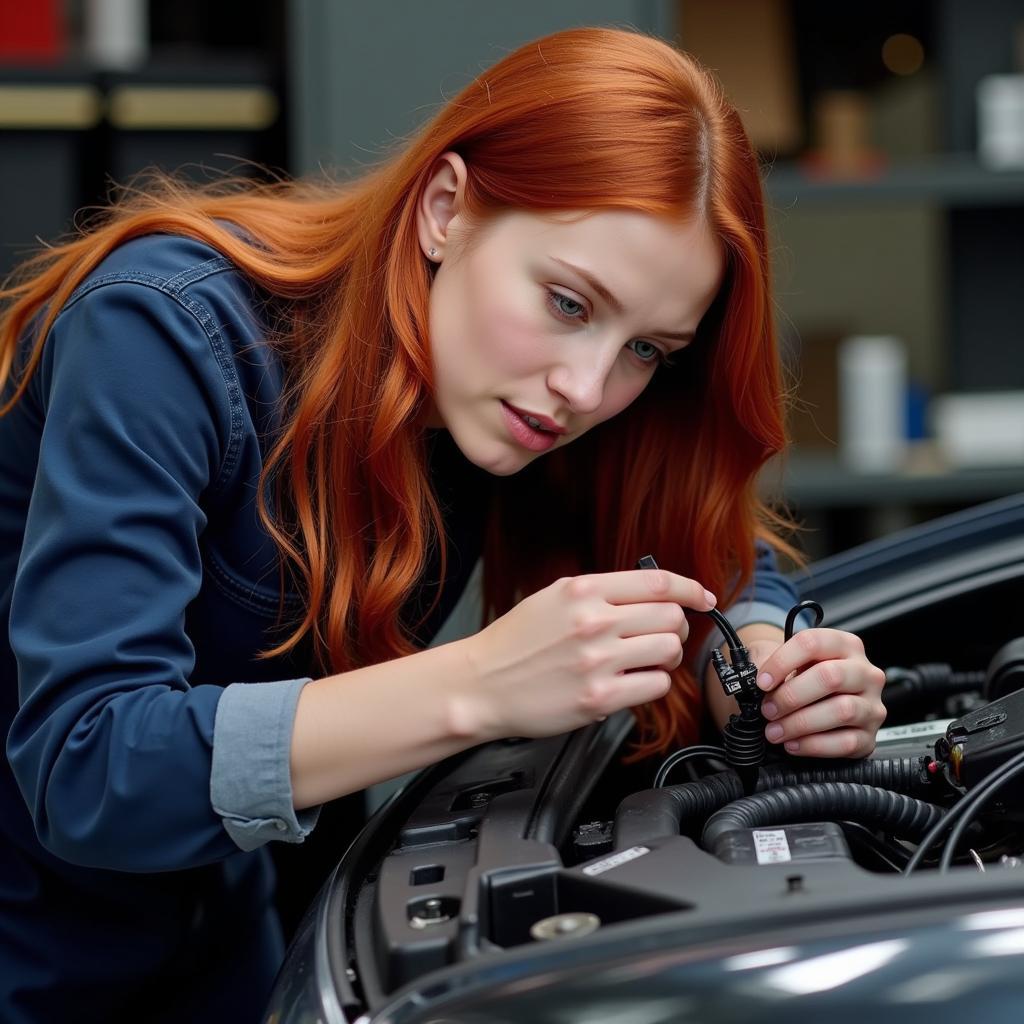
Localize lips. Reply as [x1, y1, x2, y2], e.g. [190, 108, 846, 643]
[500, 401, 562, 453]
[504, 403, 567, 434]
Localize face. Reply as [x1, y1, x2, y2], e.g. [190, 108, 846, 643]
[421, 196, 724, 476]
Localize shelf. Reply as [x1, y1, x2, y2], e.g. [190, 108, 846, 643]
[0, 56, 280, 131]
[763, 153, 1024, 207]
[763, 451, 1024, 509]
[0, 83, 102, 129]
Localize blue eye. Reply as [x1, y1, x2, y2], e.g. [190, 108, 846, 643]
[546, 290, 587, 321]
[627, 339, 663, 364]
[544, 289, 674, 369]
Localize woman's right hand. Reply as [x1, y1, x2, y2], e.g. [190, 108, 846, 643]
[453, 569, 716, 742]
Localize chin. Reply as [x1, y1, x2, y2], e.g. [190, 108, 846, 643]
[466, 442, 534, 478]
[447, 422, 535, 477]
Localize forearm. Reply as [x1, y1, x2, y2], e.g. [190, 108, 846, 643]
[290, 637, 485, 810]
[703, 622, 784, 732]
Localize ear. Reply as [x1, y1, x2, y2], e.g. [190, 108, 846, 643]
[416, 151, 469, 265]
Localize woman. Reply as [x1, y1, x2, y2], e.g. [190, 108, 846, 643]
[0, 26, 884, 1022]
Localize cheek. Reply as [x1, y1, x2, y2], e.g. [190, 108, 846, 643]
[453, 274, 552, 382]
[477, 306, 546, 377]
[431, 272, 562, 391]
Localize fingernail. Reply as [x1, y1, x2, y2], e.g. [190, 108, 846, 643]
[762, 701, 777, 719]
[765, 723, 783, 741]
[785, 740, 800, 753]
[703, 589, 716, 607]
[757, 672, 773, 690]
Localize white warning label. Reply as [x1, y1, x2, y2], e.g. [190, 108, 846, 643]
[876, 719, 953, 743]
[582, 845, 650, 876]
[753, 829, 792, 864]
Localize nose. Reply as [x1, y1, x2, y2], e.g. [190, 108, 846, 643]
[546, 343, 616, 416]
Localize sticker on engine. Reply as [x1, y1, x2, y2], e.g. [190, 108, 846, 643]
[582, 845, 650, 876]
[753, 829, 791, 864]
[875, 720, 953, 743]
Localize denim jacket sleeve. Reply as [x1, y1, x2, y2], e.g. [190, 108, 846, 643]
[6, 274, 317, 871]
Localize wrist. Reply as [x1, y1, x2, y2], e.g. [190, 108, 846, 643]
[442, 634, 503, 744]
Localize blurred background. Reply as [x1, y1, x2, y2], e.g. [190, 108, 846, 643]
[3, 0, 1024, 563]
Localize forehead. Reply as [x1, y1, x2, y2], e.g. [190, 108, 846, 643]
[489, 208, 724, 307]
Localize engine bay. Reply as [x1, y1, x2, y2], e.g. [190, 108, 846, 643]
[334, 659, 1024, 1007]
[296, 503, 1024, 1020]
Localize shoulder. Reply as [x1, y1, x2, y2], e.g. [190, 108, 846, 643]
[63, 230, 252, 317]
[35, 235, 261, 476]
[43, 229, 288, 491]
[50, 228, 278, 406]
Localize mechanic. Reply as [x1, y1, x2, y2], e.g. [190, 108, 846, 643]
[0, 26, 885, 1023]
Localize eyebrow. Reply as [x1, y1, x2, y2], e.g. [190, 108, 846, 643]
[549, 256, 696, 343]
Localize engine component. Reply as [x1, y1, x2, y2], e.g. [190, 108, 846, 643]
[905, 745, 1024, 874]
[702, 782, 944, 857]
[572, 820, 614, 860]
[614, 756, 935, 851]
[884, 663, 986, 709]
[985, 636, 1024, 701]
[711, 821, 851, 866]
[936, 685, 1024, 793]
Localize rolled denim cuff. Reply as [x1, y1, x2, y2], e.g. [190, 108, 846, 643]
[211, 678, 322, 852]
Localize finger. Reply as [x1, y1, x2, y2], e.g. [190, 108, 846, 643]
[617, 668, 674, 707]
[761, 659, 879, 720]
[764, 693, 876, 744]
[756, 629, 865, 692]
[614, 601, 689, 643]
[610, 632, 684, 674]
[779, 727, 877, 760]
[573, 569, 715, 611]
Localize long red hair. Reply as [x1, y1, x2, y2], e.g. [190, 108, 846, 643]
[0, 27, 793, 758]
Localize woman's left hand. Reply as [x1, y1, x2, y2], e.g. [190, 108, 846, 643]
[743, 628, 887, 758]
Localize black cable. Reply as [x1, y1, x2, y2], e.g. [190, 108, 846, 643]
[635, 556, 831, 796]
[939, 756, 1024, 872]
[904, 745, 1024, 874]
[705, 607, 746, 656]
[653, 745, 728, 788]
[785, 600, 824, 642]
[635, 555, 748, 658]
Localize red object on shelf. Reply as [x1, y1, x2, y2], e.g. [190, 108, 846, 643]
[0, 0, 66, 62]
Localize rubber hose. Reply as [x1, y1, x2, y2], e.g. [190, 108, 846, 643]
[613, 758, 932, 850]
[885, 665, 985, 707]
[613, 771, 743, 850]
[702, 782, 944, 857]
[759, 756, 930, 795]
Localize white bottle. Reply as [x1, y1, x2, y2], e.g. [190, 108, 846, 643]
[83, 0, 148, 70]
[977, 74, 1024, 170]
[838, 335, 907, 472]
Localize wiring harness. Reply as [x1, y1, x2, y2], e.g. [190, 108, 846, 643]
[636, 554, 822, 793]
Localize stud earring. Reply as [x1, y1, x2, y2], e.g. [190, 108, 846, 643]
[428, 247, 438, 258]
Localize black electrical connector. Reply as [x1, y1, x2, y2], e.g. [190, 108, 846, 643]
[934, 685, 1024, 795]
[638, 555, 771, 794]
[904, 686, 1024, 873]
